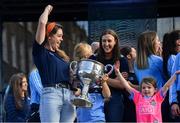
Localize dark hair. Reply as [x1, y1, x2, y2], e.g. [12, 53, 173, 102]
[48, 23, 63, 37]
[97, 29, 120, 63]
[162, 30, 180, 80]
[140, 77, 157, 91]
[120, 46, 132, 58]
[42, 23, 63, 46]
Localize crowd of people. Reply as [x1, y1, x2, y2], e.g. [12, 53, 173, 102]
[2, 4, 180, 123]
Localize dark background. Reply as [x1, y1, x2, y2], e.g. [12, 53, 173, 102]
[1, 0, 180, 22]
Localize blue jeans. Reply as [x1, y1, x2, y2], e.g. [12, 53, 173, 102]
[40, 87, 76, 122]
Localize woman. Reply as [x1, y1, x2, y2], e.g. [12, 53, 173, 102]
[134, 31, 166, 89]
[5, 73, 30, 122]
[120, 46, 138, 122]
[33, 5, 75, 122]
[162, 30, 180, 121]
[90, 29, 129, 122]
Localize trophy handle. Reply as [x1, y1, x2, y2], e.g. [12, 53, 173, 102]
[70, 61, 78, 74]
[105, 64, 114, 75]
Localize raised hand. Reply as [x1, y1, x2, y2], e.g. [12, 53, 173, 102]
[114, 60, 120, 74]
[44, 5, 53, 15]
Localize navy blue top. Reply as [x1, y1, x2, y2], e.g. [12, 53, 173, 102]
[32, 41, 70, 85]
[5, 94, 30, 122]
[89, 55, 129, 122]
[89, 55, 129, 92]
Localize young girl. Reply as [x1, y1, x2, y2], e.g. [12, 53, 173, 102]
[5, 73, 30, 122]
[114, 61, 180, 122]
[72, 42, 111, 122]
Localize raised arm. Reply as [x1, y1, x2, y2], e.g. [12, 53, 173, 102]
[114, 61, 134, 94]
[35, 5, 53, 44]
[162, 70, 180, 94]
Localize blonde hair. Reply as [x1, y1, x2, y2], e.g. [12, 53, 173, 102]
[56, 49, 70, 62]
[73, 42, 92, 61]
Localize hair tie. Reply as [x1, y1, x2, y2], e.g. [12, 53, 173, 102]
[46, 22, 56, 37]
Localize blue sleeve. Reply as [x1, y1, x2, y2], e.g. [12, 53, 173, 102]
[29, 69, 43, 95]
[169, 53, 180, 104]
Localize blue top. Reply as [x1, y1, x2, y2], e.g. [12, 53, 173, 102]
[32, 41, 70, 85]
[76, 65, 105, 122]
[77, 93, 105, 122]
[5, 94, 30, 122]
[169, 53, 180, 104]
[29, 68, 43, 104]
[167, 55, 176, 76]
[134, 55, 166, 89]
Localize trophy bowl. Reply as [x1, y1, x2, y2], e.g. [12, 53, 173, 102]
[70, 59, 113, 108]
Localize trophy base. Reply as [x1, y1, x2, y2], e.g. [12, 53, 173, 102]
[71, 97, 93, 108]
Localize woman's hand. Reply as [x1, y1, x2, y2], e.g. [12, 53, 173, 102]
[114, 60, 120, 75]
[171, 103, 180, 118]
[44, 5, 53, 15]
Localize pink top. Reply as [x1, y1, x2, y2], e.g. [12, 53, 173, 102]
[132, 89, 164, 123]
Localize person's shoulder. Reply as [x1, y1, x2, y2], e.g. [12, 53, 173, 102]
[119, 56, 128, 63]
[150, 55, 162, 62]
[6, 94, 14, 102]
[29, 68, 39, 76]
[176, 52, 180, 57]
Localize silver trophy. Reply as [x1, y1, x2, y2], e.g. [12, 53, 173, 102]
[70, 59, 113, 108]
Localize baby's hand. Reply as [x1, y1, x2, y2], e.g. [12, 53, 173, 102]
[74, 88, 81, 97]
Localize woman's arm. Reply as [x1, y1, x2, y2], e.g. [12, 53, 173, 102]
[35, 5, 53, 44]
[107, 78, 125, 89]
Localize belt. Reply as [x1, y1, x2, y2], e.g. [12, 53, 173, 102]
[44, 82, 70, 89]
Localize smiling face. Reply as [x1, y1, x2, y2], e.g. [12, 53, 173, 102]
[154, 35, 161, 54]
[101, 34, 116, 54]
[21, 77, 28, 92]
[48, 28, 63, 51]
[141, 82, 156, 97]
[176, 39, 180, 52]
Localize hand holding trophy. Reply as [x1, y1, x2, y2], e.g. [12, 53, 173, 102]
[70, 59, 113, 107]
